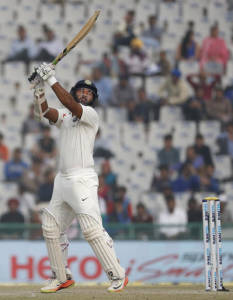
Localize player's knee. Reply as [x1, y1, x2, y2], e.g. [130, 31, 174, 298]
[82, 226, 103, 242]
[42, 210, 60, 239]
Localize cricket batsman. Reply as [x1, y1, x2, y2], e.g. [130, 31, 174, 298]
[30, 62, 128, 293]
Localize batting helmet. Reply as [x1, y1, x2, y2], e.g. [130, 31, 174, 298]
[70, 79, 98, 107]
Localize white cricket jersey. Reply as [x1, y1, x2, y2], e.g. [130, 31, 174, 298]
[53, 105, 99, 174]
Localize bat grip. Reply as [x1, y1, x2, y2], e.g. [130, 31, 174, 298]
[28, 70, 37, 82]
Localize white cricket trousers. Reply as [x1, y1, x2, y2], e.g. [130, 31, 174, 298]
[48, 168, 102, 229]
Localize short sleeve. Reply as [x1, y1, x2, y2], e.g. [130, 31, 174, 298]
[80, 105, 99, 128]
[50, 108, 69, 128]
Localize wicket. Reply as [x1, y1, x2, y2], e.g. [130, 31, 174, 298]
[202, 197, 223, 291]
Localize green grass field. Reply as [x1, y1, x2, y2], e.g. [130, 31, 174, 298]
[0, 284, 231, 300]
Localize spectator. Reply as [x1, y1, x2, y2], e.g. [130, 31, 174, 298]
[184, 146, 204, 171]
[4, 148, 28, 182]
[158, 69, 189, 105]
[186, 70, 220, 101]
[98, 174, 113, 215]
[108, 199, 131, 224]
[217, 122, 233, 157]
[21, 104, 42, 143]
[20, 158, 43, 193]
[171, 163, 200, 192]
[0, 133, 9, 162]
[36, 168, 55, 203]
[206, 85, 232, 123]
[224, 81, 233, 107]
[109, 186, 132, 222]
[157, 134, 180, 171]
[112, 75, 136, 107]
[101, 160, 117, 190]
[91, 67, 113, 106]
[124, 38, 149, 81]
[141, 15, 164, 49]
[130, 87, 153, 124]
[157, 50, 171, 76]
[17, 184, 36, 222]
[158, 194, 187, 239]
[33, 26, 63, 62]
[187, 196, 202, 223]
[176, 30, 199, 61]
[110, 47, 128, 78]
[32, 126, 56, 163]
[201, 7, 209, 23]
[115, 186, 132, 216]
[199, 25, 229, 75]
[199, 164, 220, 193]
[218, 192, 232, 223]
[162, 186, 174, 199]
[150, 164, 172, 192]
[193, 134, 213, 166]
[2, 25, 36, 74]
[113, 10, 138, 49]
[0, 198, 24, 223]
[183, 87, 206, 121]
[0, 198, 25, 238]
[132, 202, 153, 239]
[187, 196, 202, 239]
[98, 52, 112, 77]
[132, 202, 153, 223]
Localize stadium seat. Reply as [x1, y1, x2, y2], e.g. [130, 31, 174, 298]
[40, 4, 62, 26]
[173, 121, 196, 148]
[199, 121, 221, 150]
[213, 155, 232, 180]
[0, 2, 14, 23]
[159, 1, 180, 23]
[16, 1, 39, 24]
[160, 105, 183, 123]
[121, 122, 147, 152]
[106, 108, 127, 125]
[148, 121, 173, 149]
[65, 2, 85, 22]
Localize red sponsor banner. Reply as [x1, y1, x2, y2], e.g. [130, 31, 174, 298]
[1, 241, 233, 283]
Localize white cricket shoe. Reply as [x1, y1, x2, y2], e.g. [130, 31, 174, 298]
[41, 277, 75, 293]
[107, 276, 129, 292]
[43, 268, 73, 286]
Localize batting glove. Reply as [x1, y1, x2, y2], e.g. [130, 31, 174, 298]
[36, 62, 57, 87]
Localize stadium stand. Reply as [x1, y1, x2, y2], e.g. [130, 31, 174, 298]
[0, 0, 233, 234]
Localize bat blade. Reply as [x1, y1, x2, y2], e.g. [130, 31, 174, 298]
[28, 10, 100, 83]
[52, 10, 100, 65]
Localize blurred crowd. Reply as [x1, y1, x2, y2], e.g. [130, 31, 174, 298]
[1, 0, 233, 240]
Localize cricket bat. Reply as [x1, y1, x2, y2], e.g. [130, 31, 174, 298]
[28, 10, 100, 82]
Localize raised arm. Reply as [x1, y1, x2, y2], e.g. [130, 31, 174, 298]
[32, 63, 83, 119]
[51, 82, 83, 119]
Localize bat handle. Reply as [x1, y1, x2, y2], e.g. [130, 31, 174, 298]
[28, 69, 38, 83]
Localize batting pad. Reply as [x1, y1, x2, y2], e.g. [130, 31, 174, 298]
[60, 232, 69, 268]
[78, 214, 125, 280]
[42, 209, 67, 283]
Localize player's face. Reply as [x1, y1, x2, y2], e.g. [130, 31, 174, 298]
[76, 88, 94, 105]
